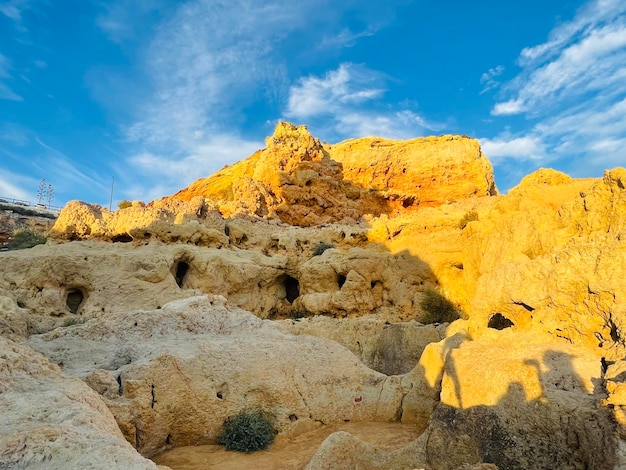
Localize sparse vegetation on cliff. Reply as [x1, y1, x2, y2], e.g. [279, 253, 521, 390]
[312, 242, 334, 256]
[217, 408, 277, 453]
[420, 289, 459, 324]
[7, 229, 47, 250]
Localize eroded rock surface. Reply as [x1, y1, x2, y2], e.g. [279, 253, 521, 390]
[26, 296, 406, 457]
[0, 336, 159, 470]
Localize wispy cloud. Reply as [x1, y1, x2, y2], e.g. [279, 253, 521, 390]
[319, 27, 378, 49]
[285, 63, 442, 140]
[0, 168, 34, 201]
[483, 0, 626, 183]
[0, 0, 30, 22]
[0, 53, 22, 101]
[480, 65, 504, 94]
[91, 0, 413, 199]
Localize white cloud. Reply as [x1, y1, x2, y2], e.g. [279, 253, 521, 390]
[285, 63, 442, 140]
[486, 0, 626, 186]
[479, 135, 546, 161]
[319, 27, 378, 49]
[494, 1, 626, 116]
[124, 135, 261, 199]
[0, 169, 33, 201]
[92, 0, 415, 199]
[480, 65, 504, 94]
[491, 98, 525, 116]
[286, 64, 385, 119]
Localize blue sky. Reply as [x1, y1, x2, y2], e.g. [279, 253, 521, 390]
[1, 0, 625, 207]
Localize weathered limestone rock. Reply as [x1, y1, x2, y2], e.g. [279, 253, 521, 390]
[0, 234, 438, 337]
[26, 296, 405, 457]
[422, 330, 617, 470]
[156, 122, 497, 226]
[326, 134, 497, 209]
[0, 336, 158, 469]
[277, 316, 443, 375]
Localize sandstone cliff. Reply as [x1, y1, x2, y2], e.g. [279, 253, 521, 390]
[2, 122, 626, 469]
[155, 122, 497, 226]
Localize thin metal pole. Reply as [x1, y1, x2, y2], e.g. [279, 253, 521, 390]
[109, 176, 114, 211]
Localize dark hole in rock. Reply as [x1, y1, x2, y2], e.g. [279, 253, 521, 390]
[338, 274, 347, 289]
[371, 280, 381, 289]
[17, 301, 25, 308]
[166, 434, 172, 445]
[402, 197, 415, 208]
[284, 275, 300, 304]
[224, 226, 230, 236]
[289, 414, 298, 422]
[174, 261, 189, 288]
[66, 289, 84, 314]
[111, 233, 133, 243]
[488, 313, 514, 330]
[305, 180, 313, 187]
[216, 392, 223, 399]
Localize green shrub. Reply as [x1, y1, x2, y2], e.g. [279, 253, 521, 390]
[63, 317, 84, 327]
[459, 210, 479, 229]
[217, 409, 277, 453]
[420, 289, 460, 324]
[289, 309, 309, 320]
[117, 200, 132, 210]
[312, 242, 334, 256]
[7, 229, 47, 250]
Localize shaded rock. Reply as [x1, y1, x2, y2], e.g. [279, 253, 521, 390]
[0, 336, 157, 469]
[422, 330, 617, 470]
[277, 315, 442, 375]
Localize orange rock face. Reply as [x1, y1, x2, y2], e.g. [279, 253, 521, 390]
[326, 134, 497, 207]
[160, 122, 497, 226]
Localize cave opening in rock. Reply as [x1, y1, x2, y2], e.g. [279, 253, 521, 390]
[174, 261, 189, 288]
[337, 274, 347, 289]
[111, 233, 133, 243]
[283, 275, 300, 304]
[66, 289, 84, 314]
[488, 313, 514, 330]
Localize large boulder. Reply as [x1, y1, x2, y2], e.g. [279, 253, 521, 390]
[0, 336, 159, 470]
[26, 296, 405, 457]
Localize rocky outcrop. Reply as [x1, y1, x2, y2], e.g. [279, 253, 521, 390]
[0, 232, 443, 337]
[0, 336, 159, 470]
[26, 296, 405, 457]
[306, 329, 618, 470]
[277, 316, 443, 375]
[326, 134, 497, 208]
[152, 122, 496, 227]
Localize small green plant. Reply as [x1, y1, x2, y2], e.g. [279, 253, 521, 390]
[420, 289, 460, 324]
[459, 210, 479, 229]
[217, 408, 277, 453]
[312, 242, 334, 256]
[289, 309, 309, 320]
[7, 229, 47, 250]
[117, 200, 132, 210]
[63, 317, 84, 327]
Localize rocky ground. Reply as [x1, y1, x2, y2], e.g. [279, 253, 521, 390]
[1, 122, 626, 469]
